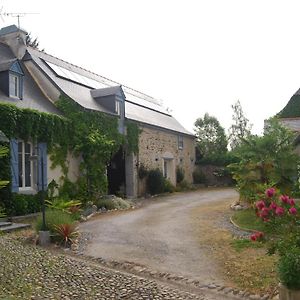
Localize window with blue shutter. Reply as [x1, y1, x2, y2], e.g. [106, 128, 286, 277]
[37, 143, 47, 191]
[10, 139, 19, 192]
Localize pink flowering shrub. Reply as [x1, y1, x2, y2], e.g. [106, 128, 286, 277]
[254, 188, 298, 225]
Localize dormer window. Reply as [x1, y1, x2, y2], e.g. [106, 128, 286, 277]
[0, 60, 24, 99]
[9, 72, 21, 98]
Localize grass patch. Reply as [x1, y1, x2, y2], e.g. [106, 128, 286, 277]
[232, 208, 274, 234]
[192, 199, 278, 294]
[231, 238, 264, 252]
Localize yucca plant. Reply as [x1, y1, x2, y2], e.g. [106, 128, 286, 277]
[53, 223, 78, 247]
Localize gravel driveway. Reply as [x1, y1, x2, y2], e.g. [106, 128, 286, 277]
[80, 188, 239, 286]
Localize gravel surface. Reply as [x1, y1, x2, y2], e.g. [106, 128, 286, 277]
[80, 188, 239, 285]
[0, 236, 213, 300]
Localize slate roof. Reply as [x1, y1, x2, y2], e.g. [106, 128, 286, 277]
[26, 47, 193, 136]
[278, 92, 300, 119]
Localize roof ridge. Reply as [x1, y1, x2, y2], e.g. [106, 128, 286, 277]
[30, 47, 162, 105]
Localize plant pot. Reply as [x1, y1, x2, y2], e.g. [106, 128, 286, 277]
[38, 230, 50, 246]
[279, 283, 300, 300]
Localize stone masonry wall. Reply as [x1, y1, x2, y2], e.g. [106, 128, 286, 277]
[137, 125, 195, 195]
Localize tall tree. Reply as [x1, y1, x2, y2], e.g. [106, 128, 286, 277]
[194, 113, 227, 159]
[228, 100, 252, 149]
[229, 118, 299, 202]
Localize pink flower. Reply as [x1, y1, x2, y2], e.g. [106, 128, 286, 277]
[261, 207, 269, 217]
[256, 232, 264, 238]
[250, 231, 264, 241]
[256, 200, 265, 210]
[280, 195, 289, 204]
[266, 188, 276, 198]
[289, 207, 297, 215]
[269, 202, 277, 210]
[275, 206, 285, 216]
[288, 198, 296, 206]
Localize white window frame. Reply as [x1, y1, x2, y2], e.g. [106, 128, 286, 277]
[9, 73, 20, 99]
[18, 141, 36, 192]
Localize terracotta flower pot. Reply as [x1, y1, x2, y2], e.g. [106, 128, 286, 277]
[279, 283, 300, 300]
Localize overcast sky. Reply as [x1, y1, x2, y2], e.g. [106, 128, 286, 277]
[2, 0, 300, 135]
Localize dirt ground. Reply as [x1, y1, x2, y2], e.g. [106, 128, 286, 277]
[80, 188, 239, 286]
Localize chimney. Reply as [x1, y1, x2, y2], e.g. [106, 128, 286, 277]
[0, 25, 27, 59]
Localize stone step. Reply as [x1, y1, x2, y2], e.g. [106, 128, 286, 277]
[0, 223, 31, 233]
[0, 221, 12, 228]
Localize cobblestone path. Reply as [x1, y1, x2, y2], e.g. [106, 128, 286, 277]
[0, 236, 223, 300]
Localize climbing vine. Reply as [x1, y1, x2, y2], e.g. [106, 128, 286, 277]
[0, 102, 71, 147]
[125, 121, 141, 155]
[54, 96, 124, 198]
[0, 96, 141, 200]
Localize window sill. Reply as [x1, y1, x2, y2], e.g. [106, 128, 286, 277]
[18, 188, 37, 195]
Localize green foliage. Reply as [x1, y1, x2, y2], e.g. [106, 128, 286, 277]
[163, 179, 175, 193]
[146, 169, 165, 195]
[53, 223, 78, 247]
[232, 208, 272, 233]
[176, 167, 185, 184]
[94, 197, 131, 210]
[231, 238, 264, 252]
[126, 121, 141, 154]
[11, 193, 41, 216]
[175, 180, 192, 192]
[35, 209, 74, 233]
[278, 247, 300, 289]
[0, 146, 9, 190]
[0, 207, 6, 218]
[0, 142, 11, 214]
[55, 96, 123, 198]
[228, 100, 252, 149]
[46, 198, 81, 213]
[196, 151, 238, 166]
[192, 169, 206, 184]
[229, 118, 299, 202]
[194, 113, 228, 159]
[0, 102, 70, 147]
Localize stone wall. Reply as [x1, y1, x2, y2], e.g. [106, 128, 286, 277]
[137, 125, 195, 195]
[193, 164, 233, 186]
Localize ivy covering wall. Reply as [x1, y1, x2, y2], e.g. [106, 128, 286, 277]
[0, 103, 70, 146]
[0, 96, 141, 206]
[54, 96, 124, 197]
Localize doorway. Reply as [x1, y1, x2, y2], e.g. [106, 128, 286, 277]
[107, 148, 125, 195]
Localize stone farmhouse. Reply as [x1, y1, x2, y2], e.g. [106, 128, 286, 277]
[0, 25, 195, 198]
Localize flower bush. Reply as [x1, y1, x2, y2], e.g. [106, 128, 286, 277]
[252, 187, 300, 289]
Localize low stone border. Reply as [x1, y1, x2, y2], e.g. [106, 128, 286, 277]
[71, 233, 275, 300]
[229, 217, 258, 233]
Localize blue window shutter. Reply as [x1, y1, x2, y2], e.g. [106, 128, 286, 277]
[10, 139, 19, 192]
[37, 143, 47, 191]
